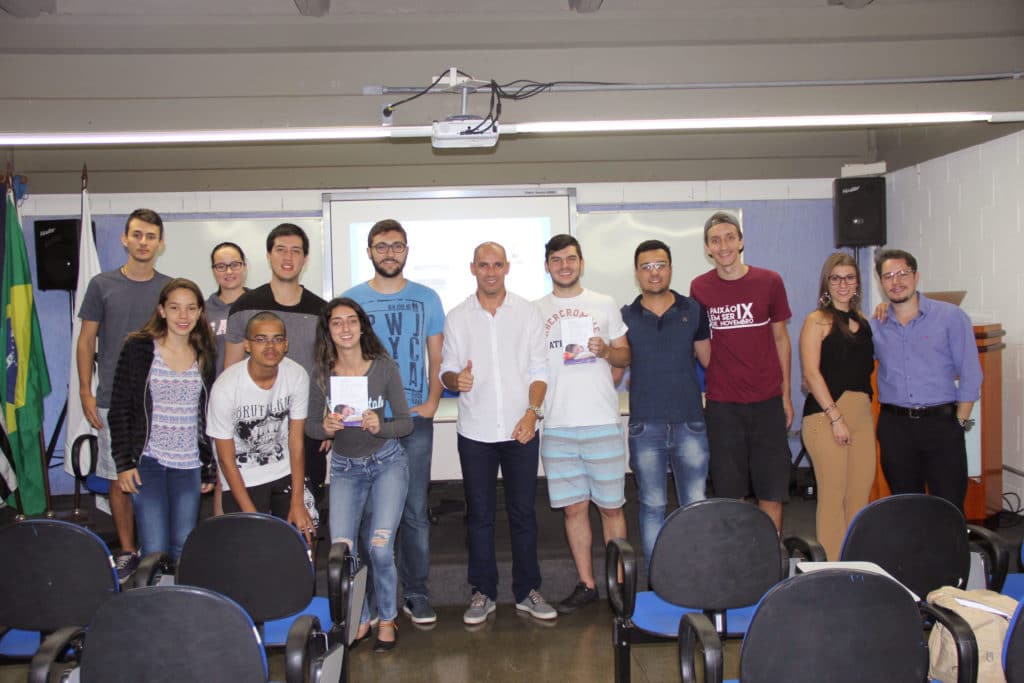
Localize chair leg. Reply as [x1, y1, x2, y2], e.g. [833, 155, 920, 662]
[613, 618, 632, 683]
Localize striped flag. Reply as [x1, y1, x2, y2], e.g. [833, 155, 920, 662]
[64, 187, 102, 475]
[1, 186, 52, 514]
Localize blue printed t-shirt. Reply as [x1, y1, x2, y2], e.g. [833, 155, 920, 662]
[343, 280, 445, 415]
[621, 291, 710, 423]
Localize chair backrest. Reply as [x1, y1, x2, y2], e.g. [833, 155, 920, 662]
[176, 513, 315, 624]
[739, 569, 929, 683]
[1005, 600, 1024, 683]
[840, 494, 970, 599]
[79, 585, 268, 683]
[0, 519, 118, 631]
[649, 498, 785, 610]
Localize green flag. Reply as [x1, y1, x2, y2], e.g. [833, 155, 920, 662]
[1, 186, 52, 515]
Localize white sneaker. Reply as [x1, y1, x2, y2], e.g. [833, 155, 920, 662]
[515, 589, 557, 620]
[463, 591, 496, 625]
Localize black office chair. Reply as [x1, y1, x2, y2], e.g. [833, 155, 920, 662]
[840, 493, 1008, 598]
[679, 568, 978, 683]
[605, 498, 824, 683]
[997, 541, 1024, 600]
[28, 584, 318, 683]
[173, 513, 349, 650]
[0, 518, 120, 660]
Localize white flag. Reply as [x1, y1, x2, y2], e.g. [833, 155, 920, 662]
[64, 188, 102, 475]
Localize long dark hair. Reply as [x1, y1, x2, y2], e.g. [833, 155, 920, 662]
[816, 252, 865, 338]
[129, 278, 216, 376]
[313, 297, 389, 396]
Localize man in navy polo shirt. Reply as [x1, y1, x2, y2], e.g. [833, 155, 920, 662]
[620, 239, 711, 566]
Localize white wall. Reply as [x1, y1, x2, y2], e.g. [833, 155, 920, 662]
[886, 130, 1024, 503]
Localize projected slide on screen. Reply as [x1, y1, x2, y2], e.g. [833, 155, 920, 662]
[326, 190, 574, 310]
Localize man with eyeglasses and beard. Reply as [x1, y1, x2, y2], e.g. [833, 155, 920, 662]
[620, 239, 711, 568]
[870, 249, 982, 512]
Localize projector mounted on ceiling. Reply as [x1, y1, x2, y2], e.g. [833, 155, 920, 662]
[431, 115, 498, 149]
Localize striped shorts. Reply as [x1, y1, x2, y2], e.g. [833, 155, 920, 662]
[540, 423, 626, 510]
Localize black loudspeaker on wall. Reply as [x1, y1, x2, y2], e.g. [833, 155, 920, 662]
[34, 219, 89, 291]
[833, 176, 886, 248]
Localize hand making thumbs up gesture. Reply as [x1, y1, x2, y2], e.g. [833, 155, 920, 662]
[456, 359, 474, 392]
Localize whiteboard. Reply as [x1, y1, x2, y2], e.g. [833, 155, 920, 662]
[159, 217, 324, 299]
[577, 208, 739, 307]
[325, 189, 573, 307]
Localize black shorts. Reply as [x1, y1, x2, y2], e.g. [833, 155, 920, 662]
[221, 473, 293, 519]
[705, 396, 791, 502]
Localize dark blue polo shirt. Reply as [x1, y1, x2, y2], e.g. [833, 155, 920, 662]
[621, 291, 710, 423]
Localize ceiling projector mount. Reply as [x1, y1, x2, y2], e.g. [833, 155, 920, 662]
[382, 68, 499, 149]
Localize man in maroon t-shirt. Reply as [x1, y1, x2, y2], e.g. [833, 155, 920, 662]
[689, 212, 793, 531]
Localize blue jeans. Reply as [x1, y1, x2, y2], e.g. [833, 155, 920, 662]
[397, 416, 434, 601]
[627, 419, 710, 567]
[329, 439, 409, 623]
[458, 434, 541, 604]
[131, 456, 202, 562]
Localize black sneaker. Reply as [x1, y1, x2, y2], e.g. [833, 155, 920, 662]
[115, 551, 140, 584]
[556, 582, 599, 614]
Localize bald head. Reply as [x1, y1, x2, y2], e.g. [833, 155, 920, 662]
[473, 241, 507, 262]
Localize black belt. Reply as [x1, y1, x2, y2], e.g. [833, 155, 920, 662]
[879, 402, 957, 419]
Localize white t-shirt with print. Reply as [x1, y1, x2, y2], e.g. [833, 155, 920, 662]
[206, 357, 309, 489]
[534, 289, 628, 428]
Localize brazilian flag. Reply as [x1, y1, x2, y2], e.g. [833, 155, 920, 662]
[1, 186, 51, 515]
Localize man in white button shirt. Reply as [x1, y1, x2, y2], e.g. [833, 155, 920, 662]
[441, 241, 554, 625]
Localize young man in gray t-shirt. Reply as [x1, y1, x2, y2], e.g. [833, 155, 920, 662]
[77, 208, 171, 581]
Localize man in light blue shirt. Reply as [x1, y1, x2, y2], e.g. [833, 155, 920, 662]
[870, 249, 982, 511]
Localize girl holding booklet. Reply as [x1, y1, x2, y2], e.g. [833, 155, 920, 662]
[308, 297, 412, 652]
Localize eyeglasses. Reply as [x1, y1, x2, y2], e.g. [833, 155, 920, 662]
[371, 242, 407, 255]
[881, 269, 915, 283]
[212, 261, 245, 273]
[639, 261, 669, 272]
[828, 274, 858, 285]
[248, 335, 287, 345]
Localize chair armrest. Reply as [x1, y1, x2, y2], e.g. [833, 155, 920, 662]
[29, 626, 85, 683]
[285, 614, 323, 683]
[70, 434, 98, 480]
[327, 542, 349, 628]
[605, 537, 637, 619]
[782, 534, 827, 563]
[967, 524, 1009, 591]
[128, 552, 170, 589]
[678, 613, 723, 683]
[920, 602, 978, 683]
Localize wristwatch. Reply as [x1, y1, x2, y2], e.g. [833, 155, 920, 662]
[528, 405, 544, 420]
[958, 417, 976, 432]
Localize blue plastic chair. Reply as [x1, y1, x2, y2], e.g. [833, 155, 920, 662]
[841, 493, 1008, 598]
[1005, 599, 1024, 683]
[605, 498, 823, 683]
[29, 585, 281, 683]
[999, 542, 1024, 600]
[0, 518, 119, 660]
[680, 568, 978, 683]
[174, 513, 345, 649]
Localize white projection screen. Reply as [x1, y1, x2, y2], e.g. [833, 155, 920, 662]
[323, 189, 575, 308]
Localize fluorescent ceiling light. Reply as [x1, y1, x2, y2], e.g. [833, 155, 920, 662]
[511, 112, 995, 134]
[0, 126, 429, 147]
[0, 112, 1018, 147]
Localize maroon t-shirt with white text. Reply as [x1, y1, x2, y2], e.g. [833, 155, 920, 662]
[690, 265, 791, 404]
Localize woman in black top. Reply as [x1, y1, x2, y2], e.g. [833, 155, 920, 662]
[799, 253, 876, 560]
